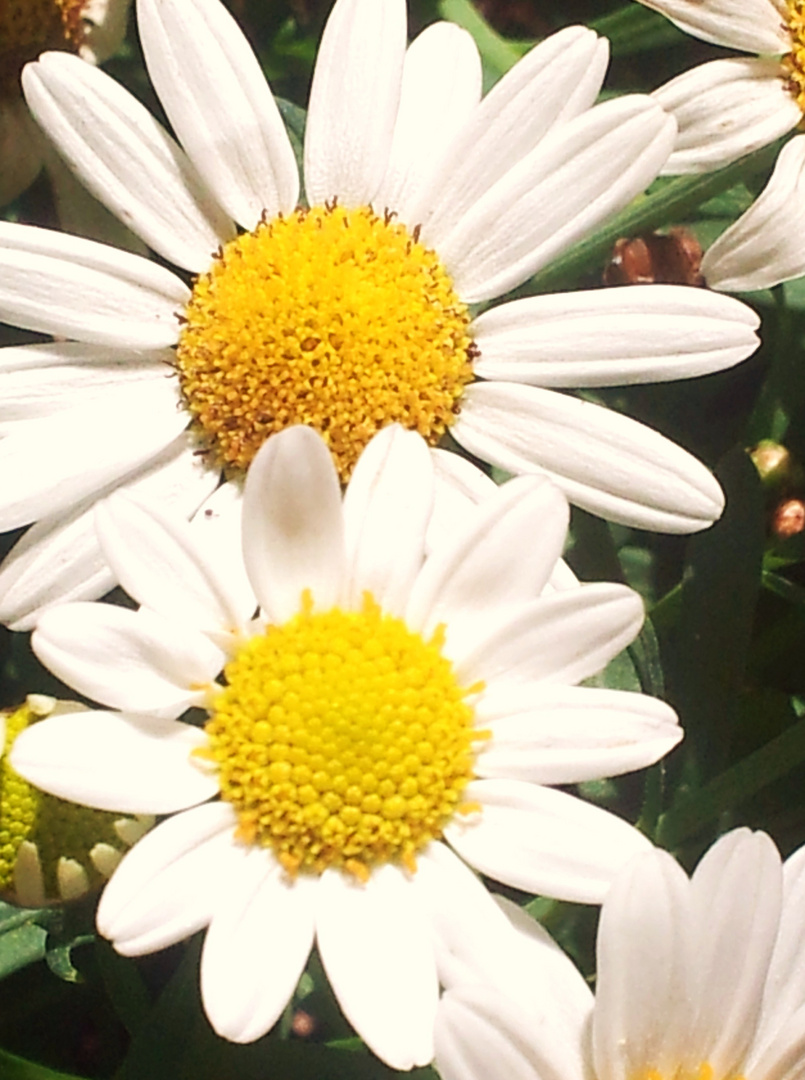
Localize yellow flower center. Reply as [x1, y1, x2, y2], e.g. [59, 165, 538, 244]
[784, 1, 805, 110]
[175, 203, 475, 482]
[0, 698, 148, 904]
[0, 0, 87, 97]
[202, 593, 486, 881]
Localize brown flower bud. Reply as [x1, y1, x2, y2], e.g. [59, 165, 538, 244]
[604, 228, 704, 287]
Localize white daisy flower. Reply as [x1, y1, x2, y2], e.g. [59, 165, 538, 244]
[0, 0, 130, 207]
[638, 0, 805, 172]
[0, 0, 761, 631]
[435, 827, 805, 1080]
[10, 424, 681, 1069]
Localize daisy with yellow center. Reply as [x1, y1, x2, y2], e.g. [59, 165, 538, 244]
[0, 0, 130, 206]
[11, 425, 681, 1068]
[0, 694, 151, 906]
[435, 829, 805, 1080]
[0, 0, 761, 630]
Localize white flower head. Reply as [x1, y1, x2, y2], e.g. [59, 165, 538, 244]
[436, 828, 805, 1080]
[640, 0, 805, 173]
[0, 0, 761, 629]
[0, 0, 130, 206]
[11, 425, 681, 1069]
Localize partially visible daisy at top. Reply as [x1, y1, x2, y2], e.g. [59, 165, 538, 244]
[0, 0, 130, 207]
[0, 0, 761, 629]
[10, 423, 682, 1068]
[637, 0, 805, 172]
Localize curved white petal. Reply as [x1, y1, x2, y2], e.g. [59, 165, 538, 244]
[447, 583, 644, 688]
[634, 0, 790, 54]
[593, 847, 693, 1080]
[416, 26, 609, 238]
[317, 864, 437, 1069]
[0, 432, 217, 631]
[22, 52, 235, 271]
[433, 96, 675, 303]
[406, 474, 569, 636]
[96, 493, 253, 638]
[342, 426, 433, 614]
[0, 221, 187, 347]
[201, 851, 315, 1043]
[137, 0, 298, 228]
[33, 603, 225, 717]
[427, 448, 498, 554]
[444, 779, 651, 903]
[654, 58, 800, 174]
[703, 135, 805, 292]
[474, 685, 681, 784]
[374, 22, 482, 225]
[189, 481, 255, 622]
[242, 427, 346, 622]
[10, 710, 217, 813]
[97, 803, 238, 954]
[304, 0, 406, 208]
[453, 381, 725, 533]
[0, 378, 187, 531]
[472, 285, 760, 386]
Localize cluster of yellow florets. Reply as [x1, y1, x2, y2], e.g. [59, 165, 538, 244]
[784, 2, 805, 111]
[203, 594, 486, 880]
[0, 0, 86, 95]
[176, 203, 475, 481]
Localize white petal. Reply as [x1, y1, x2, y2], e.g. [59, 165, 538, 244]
[0, 221, 187, 347]
[416, 26, 609, 239]
[96, 493, 253, 638]
[33, 603, 224, 717]
[427, 448, 498, 554]
[0, 97, 45, 206]
[433, 96, 675, 303]
[0, 378, 188, 531]
[10, 710, 217, 813]
[242, 427, 346, 622]
[635, 0, 790, 54]
[437, 984, 586, 1080]
[687, 829, 783, 1078]
[406, 474, 569, 636]
[447, 583, 644, 688]
[472, 285, 759, 386]
[303, 0, 407, 207]
[703, 135, 805, 292]
[654, 58, 800, 174]
[22, 53, 235, 271]
[0, 342, 172, 424]
[189, 481, 255, 622]
[342, 426, 433, 614]
[97, 803, 238, 954]
[201, 852, 315, 1043]
[137, 0, 298, 228]
[454, 381, 725, 533]
[317, 865, 437, 1069]
[373, 22, 482, 224]
[593, 847, 693, 1080]
[0, 433, 218, 631]
[444, 779, 651, 902]
[475, 685, 681, 784]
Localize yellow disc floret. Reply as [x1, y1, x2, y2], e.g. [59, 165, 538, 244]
[784, 1, 805, 111]
[203, 593, 486, 880]
[175, 203, 476, 481]
[0, 0, 87, 97]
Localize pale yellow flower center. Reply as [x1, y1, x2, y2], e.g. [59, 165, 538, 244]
[0, 0, 87, 96]
[202, 593, 487, 881]
[783, 1, 805, 110]
[175, 203, 476, 482]
[637, 1063, 745, 1080]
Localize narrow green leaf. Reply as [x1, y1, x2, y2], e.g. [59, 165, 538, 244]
[0, 924, 47, 981]
[0, 1048, 86, 1080]
[437, 0, 526, 82]
[589, 4, 687, 55]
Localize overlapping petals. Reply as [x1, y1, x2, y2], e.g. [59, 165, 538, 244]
[13, 426, 681, 1067]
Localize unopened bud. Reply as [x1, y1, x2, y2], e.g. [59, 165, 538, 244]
[749, 441, 796, 490]
[604, 228, 704, 287]
[771, 498, 805, 539]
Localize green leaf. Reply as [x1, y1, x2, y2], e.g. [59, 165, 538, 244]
[0, 1048, 86, 1080]
[589, 4, 687, 55]
[437, 0, 526, 85]
[0, 903, 59, 981]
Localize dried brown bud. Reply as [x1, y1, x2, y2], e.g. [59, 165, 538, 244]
[604, 228, 704, 287]
[771, 498, 805, 539]
[291, 1009, 316, 1038]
